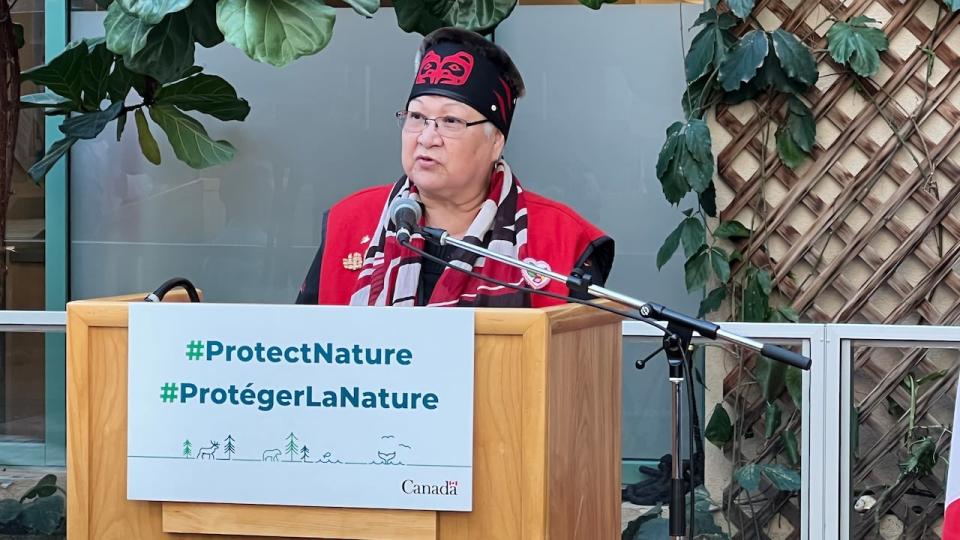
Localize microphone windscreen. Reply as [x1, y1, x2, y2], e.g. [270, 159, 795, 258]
[388, 196, 423, 226]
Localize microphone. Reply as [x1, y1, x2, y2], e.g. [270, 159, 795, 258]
[389, 196, 422, 243]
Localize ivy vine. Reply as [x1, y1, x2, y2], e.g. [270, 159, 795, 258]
[649, 0, 922, 526]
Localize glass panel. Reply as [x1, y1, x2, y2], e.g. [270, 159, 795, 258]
[849, 344, 957, 538]
[69, 11, 422, 302]
[494, 4, 705, 467]
[621, 340, 807, 537]
[0, 332, 45, 464]
[11, 1, 45, 312]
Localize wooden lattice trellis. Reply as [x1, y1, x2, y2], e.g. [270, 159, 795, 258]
[708, 0, 960, 537]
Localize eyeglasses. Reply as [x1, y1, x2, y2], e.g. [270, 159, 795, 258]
[395, 110, 489, 138]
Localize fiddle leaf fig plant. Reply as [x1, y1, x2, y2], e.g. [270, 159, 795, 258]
[22, 0, 540, 181]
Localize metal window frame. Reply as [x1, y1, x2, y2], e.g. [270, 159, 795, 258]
[624, 321, 960, 540]
[623, 321, 825, 540]
[45, 0, 69, 468]
[834, 324, 960, 539]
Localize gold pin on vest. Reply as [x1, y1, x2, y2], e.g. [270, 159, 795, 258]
[342, 252, 363, 271]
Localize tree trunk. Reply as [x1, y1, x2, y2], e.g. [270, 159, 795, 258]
[0, 0, 20, 305]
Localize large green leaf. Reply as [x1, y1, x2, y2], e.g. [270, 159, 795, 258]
[682, 72, 714, 120]
[762, 464, 801, 491]
[686, 24, 716, 83]
[727, 0, 755, 19]
[20, 92, 76, 110]
[394, 0, 448, 36]
[734, 463, 762, 491]
[148, 105, 236, 168]
[722, 77, 762, 105]
[104, 2, 155, 58]
[117, 111, 128, 141]
[764, 401, 781, 439]
[186, 0, 224, 47]
[755, 356, 787, 401]
[903, 437, 937, 477]
[689, 10, 737, 83]
[826, 15, 889, 77]
[28, 137, 79, 182]
[777, 97, 818, 170]
[217, 0, 336, 67]
[80, 41, 115, 110]
[656, 221, 684, 270]
[20, 495, 64, 535]
[422, 0, 517, 33]
[125, 12, 195, 83]
[59, 101, 124, 140]
[656, 122, 689, 204]
[785, 96, 816, 152]
[698, 286, 726, 317]
[20, 475, 59, 503]
[714, 220, 751, 239]
[680, 217, 706, 258]
[656, 119, 714, 203]
[343, 0, 379, 17]
[0, 499, 22, 524]
[699, 182, 717, 217]
[622, 504, 663, 540]
[785, 366, 802, 408]
[719, 30, 769, 92]
[135, 109, 162, 164]
[684, 246, 711, 292]
[117, 0, 194, 25]
[781, 431, 800, 466]
[743, 268, 771, 322]
[704, 404, 733, 447]
[156, 74, 250, 121]
[773, 305, 800, 322]
[710, 247, 731, 283]
[680, 119, 714, 193]
[106, 57, 135, 103]
[21, 40, 89, 105]
[756, 47, 809, 94]
[776, 125, 805, 169]
[771, 29, 818, 87]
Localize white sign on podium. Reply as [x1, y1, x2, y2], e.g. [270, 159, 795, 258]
[127, 303, 474, 511]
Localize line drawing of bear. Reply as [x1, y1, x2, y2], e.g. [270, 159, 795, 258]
[196, 441, 219, 460]
[262, 448, 282, 462]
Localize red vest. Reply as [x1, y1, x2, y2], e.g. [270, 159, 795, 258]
[317, 184, 607, 307]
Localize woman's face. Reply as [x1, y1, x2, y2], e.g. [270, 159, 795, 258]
[401, 95, 505, 202]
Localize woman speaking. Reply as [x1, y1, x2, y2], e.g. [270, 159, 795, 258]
[297, 27, 613, 307]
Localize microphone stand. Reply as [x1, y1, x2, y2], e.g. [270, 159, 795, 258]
[417, 226, 811, 540]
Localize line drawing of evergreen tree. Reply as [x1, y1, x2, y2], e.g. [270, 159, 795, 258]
[223, 434, 236, 460]
[300, 445, 310, 462]
[285, 433, 299, 462]
[182, 439, 192, 458]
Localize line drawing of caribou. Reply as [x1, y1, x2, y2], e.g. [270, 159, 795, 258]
[196, 441, 219, 460]
[262, 448, 282, 462]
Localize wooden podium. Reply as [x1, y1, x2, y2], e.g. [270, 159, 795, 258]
[67, 293, 622, 539]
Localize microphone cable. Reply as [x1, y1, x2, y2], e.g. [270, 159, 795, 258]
[144, 277, 201, 303]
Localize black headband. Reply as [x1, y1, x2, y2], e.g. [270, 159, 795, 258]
[407, 40, 518, 138]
